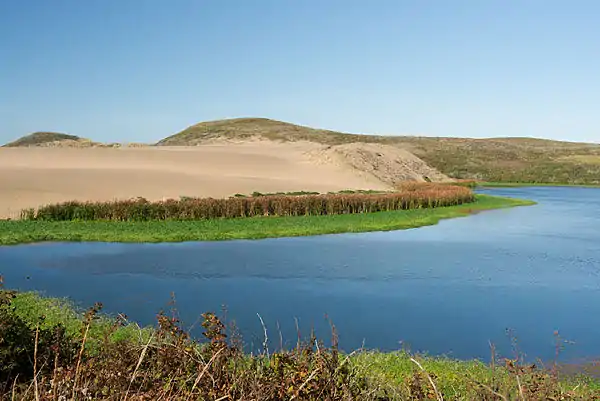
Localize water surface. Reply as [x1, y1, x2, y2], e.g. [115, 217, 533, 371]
[1, 187, 599, 362]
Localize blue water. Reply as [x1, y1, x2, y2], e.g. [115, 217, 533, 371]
[1, 187, 599, 363]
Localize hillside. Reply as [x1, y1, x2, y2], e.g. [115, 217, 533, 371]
[2, 132, 91, 147]
[0, 143, 396, 219]
[395, 137, 600, 184]
[157, 118, 379, 146]
[158, 118, 450, 185]
[3, 132, 149, 148]
[160, 118, 600, 185]
[5, 118, 600, 187]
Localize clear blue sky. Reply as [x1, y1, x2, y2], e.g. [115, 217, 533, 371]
[2, 0, 599, 144]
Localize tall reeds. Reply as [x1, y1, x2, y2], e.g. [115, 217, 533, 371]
[21, 184, 475, 222]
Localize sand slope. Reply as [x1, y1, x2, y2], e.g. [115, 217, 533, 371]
[0, 141, 406, 219]
[306, 143, 451, 185]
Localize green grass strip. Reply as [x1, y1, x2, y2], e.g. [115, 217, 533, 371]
[0, 195, 534, 246]
[3, 291, 151, 351]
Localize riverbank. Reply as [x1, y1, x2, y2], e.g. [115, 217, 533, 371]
[1, 290, 598, 399]
[0, 195, 534, 245]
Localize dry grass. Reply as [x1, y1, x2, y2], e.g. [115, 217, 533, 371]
[559, 155, 600, 164]
[1, 289, 599, 400]
[394, 136, 600, 185]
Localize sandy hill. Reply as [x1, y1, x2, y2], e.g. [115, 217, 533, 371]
[160, 118, 600, 185]
[0, 143, 396, 219]
[0, 119, 448, 219]
[1, 117, 599, 218]
[158, 118, 450, 185]
[2, 132, 97, 148]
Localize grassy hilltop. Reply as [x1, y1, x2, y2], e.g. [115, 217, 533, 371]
[2, 132, 85, 147]
[160, 118, 600, 185]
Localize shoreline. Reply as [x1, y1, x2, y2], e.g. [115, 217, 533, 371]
[0, 195, 535, 246]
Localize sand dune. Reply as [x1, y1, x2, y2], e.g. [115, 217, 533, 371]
[0, 141, 398, 219]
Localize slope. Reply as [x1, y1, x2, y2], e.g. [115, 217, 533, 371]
[160, 118, 600, 185]
[3, 132, 90, 147]
[0, 144, 393, 219]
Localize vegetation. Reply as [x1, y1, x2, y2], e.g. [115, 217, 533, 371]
[444, 179, 479, 188]
[333, 189, 390, 194]
[157, 118, 600, 185]
[0, 195, 533, 245]
[21, 184, 474, 222]
[229, 190, 390, 198]
[1, 289, 598, 400]
[232, 190, 323, 198]
[396, 137, 600, 186]
[2, 132, 84, 147]
[156, 117, 380, 146]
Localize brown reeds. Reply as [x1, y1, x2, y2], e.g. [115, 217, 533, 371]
[21, 184, 475, 222]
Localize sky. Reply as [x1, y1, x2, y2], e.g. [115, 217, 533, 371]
[1, 0, 599, 144]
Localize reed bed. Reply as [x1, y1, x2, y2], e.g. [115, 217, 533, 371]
[1, 196, 535, 245]
[21, 184, 475, 222]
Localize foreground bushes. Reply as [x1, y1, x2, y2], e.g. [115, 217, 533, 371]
[0, 290, 376, 400]
[21, 184, 475, 222]
[1, 290, 599, 400]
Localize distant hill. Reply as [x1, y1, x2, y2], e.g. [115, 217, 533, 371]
[393, 136, 600, 184]
[158, 118, 600, 185]
[3, 132, 96, 148]
[3, 132, 150, 148]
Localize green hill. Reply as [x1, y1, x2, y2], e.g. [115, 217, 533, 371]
[157, 117, 382, 146]
[393, 136, 600, 184]
[158, 118, 600, 185]
[3, 132, 84, 147]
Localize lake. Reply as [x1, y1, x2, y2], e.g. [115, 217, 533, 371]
[1, 187, 599, 363]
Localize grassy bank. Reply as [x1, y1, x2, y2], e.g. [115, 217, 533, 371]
[1, 290, 598, 400]
[0, 195, 534, 246]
